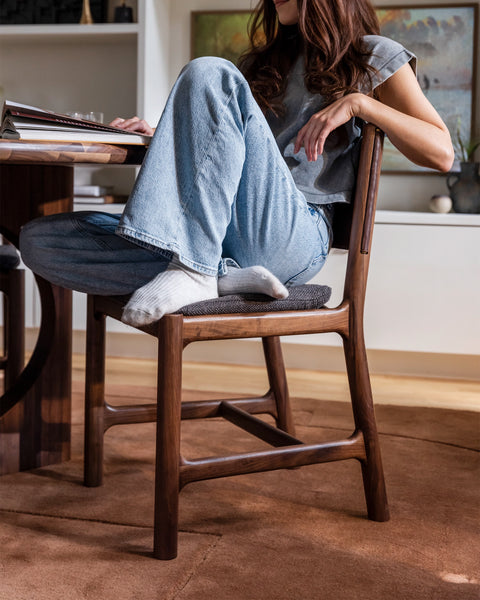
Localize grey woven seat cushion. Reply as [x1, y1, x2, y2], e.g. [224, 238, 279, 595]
[0, 245, 20, 271]
[176, 284, 332, 316]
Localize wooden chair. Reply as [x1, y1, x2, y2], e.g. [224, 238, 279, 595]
[84, 123, 389, 559]
[0, 244, 24, 392]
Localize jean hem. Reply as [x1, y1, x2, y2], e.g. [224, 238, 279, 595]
[116, 226, 219, 277]
[218, 257, 240, 277]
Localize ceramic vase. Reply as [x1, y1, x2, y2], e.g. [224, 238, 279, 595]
[447, 162, 480, 214]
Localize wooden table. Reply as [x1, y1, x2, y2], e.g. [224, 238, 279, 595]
[0, 139, 146, 475]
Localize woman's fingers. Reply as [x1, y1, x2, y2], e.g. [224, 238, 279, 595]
[109, 116, 154, 136]
[109, 116, 139, 129]
[294, 96, 358, 161]
[124, 119, 154, 135]
[295, 117, 327, 161]
[109, 117, 126, 128]
[305, 122, 323, 160]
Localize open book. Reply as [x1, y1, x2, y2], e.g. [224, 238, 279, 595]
[0, 101, 152, 145]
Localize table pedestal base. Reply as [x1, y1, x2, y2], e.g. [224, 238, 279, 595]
[0, 165, 73, 475]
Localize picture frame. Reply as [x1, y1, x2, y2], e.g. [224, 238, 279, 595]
[375, 4, 478, 172]
[191, 11, 252, 65]
[191, 5, 478, 174]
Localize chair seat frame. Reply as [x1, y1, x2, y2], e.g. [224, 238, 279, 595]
[85, 124, 389, 560]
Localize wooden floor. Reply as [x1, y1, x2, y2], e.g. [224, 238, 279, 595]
[71, 354, 480, 412]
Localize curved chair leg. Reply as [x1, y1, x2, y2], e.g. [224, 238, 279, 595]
[262, 336, 295, 436]
[84, 296, 106, 487]
[343, 334, 389, 522]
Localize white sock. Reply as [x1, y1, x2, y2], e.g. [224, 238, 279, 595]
[121, 257, 218, 327]
[218, 266, 289, 299]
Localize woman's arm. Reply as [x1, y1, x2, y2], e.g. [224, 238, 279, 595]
[294, 63, 455, 172]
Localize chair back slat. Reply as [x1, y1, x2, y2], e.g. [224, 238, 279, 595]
[340, 124, 384, 304]
[361, 128, 384, 254]
[331, 124, 384, 252]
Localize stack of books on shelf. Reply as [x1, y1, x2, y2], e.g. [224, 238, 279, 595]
[74, 185, 128, 205]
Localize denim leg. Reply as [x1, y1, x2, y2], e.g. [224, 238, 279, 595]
[19, 211, 169, 295]
[116, 57, 330, 283]
[20, 58, 331, 295]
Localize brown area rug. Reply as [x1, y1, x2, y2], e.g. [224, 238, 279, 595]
[0, 381, 479, 600]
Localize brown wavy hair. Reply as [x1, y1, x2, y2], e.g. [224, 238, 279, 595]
[238, 0, 380, 115]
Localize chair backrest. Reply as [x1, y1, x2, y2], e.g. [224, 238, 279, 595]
[331, 123, 384, 252]
[332, 124, 384, 305]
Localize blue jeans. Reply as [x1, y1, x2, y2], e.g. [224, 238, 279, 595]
[20, 57, 331, 296]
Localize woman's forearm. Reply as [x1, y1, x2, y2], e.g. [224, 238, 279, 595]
[354, 93, 454, 172]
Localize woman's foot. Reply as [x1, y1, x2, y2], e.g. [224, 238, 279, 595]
[218, 266, 289, 299]
[122, 259, 218, 326]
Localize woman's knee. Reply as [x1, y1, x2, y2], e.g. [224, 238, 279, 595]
[180, 56, 246, 91]
[184, 56, 239, 75]
[19, 211, 101, 274]
[19, 215, 60, 272]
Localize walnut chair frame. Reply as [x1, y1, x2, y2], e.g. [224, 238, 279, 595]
[84, 124, 389, 560]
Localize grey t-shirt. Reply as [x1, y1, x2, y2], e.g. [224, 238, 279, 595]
[266, 35, 416, 205]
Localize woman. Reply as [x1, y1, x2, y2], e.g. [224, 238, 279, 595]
[20, 0, 454, 327]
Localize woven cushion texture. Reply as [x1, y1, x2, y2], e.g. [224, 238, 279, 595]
[0, 246, 20, 271]
[177, 284, 332, 316]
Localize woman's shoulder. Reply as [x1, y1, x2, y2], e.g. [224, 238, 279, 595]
[362, 34, 414, 62]
[362, 34, 417, 85]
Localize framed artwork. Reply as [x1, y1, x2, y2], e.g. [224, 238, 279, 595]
[191, 5, 478, 173]
[191, 11, 252, 64]
[375, 4, 477, 172]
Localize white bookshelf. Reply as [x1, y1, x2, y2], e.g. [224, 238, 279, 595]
[0, 1, 170, 128]
[0, 23, 139, 42]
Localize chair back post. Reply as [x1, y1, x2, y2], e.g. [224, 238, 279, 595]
[342, 124, 384, 310]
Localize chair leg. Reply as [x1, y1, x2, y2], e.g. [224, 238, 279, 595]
[262, 336, 295, 436]
[343, 334, 389, 522]
[153, 315, 183, 560]
[84, 296, 106, 487]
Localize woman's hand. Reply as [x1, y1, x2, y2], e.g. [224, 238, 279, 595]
[294, 95, 361, 162]
[109, 116, 155, 136]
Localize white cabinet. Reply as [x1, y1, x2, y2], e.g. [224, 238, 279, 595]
[365, 212, 480, 355]
[16, 204, 480, 365]
[291, 210, 480, 357]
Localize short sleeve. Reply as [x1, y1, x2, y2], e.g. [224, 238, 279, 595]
[362, 35, 417, 91]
